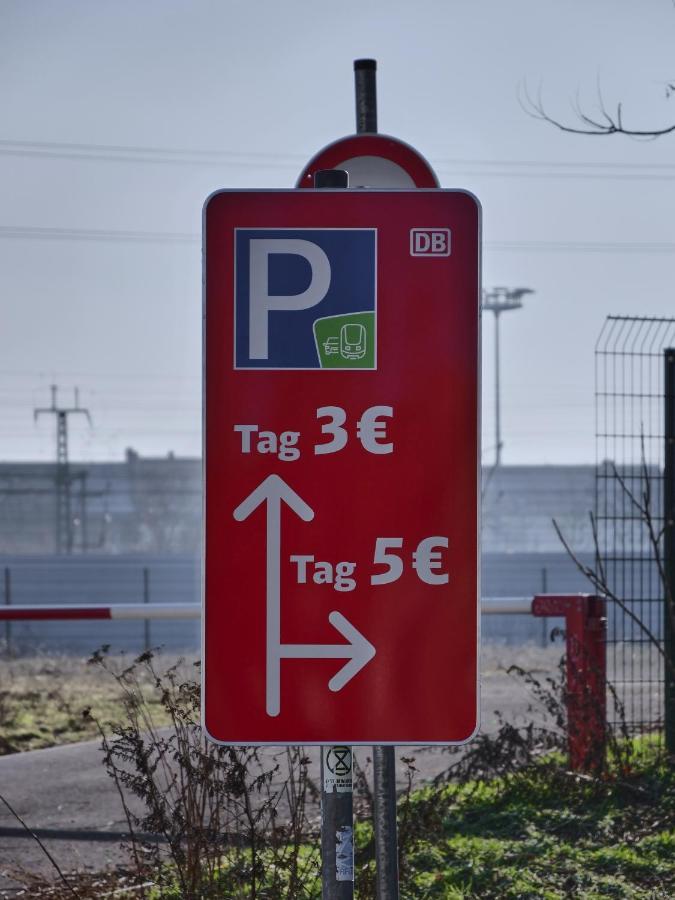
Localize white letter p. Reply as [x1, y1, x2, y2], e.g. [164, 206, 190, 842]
[248, 239, 331, 360]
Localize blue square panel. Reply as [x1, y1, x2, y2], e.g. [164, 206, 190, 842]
[235, 229, 376, 369]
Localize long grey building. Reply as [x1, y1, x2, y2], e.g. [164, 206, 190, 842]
[0, 453, 597, 651]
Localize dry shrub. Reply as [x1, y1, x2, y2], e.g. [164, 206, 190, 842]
[84, 646, 320, 899]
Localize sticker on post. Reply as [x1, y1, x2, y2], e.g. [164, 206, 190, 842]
[336, 826, 354, 882]
[323, 745, 353, 793]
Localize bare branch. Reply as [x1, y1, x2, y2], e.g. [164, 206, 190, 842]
[552, 517, 675, 680]
[519, 78, 675, 138]
[0, 792, 81, 899]
[610, 463, 648, 521]
[603, 442, 675, 685]
[588, 512, 607, 586]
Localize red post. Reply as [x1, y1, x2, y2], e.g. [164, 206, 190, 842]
[532, 594, 607, 772]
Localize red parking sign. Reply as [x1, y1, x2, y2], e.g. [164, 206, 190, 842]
[203, 188, 480, 744]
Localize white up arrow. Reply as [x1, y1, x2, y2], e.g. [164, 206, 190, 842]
[233, 474, 376, 717]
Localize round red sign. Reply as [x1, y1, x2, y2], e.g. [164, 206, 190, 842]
[296, 133, 439, 189]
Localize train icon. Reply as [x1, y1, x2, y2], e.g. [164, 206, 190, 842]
[339, 323, 367, 360]
[321, 322, 367, 361]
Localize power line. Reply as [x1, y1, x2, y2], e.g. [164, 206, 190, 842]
[2, 427, 201, 435]
[488, 240, 675, 254]
[436, 157, 675, 172]
[0, 138, 303, 168]
[437, 169, 675, 182]
[0, 369, 200, 380]
[0, 225, 196, 243]
[0, 224, 673, 253]
[5, 402, 182, 412]
[1, 138, 675, 179]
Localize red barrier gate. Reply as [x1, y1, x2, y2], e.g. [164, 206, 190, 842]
[0, 595, 607, 770]
[533, 594, 607, 772]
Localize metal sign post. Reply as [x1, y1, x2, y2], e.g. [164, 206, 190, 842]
[321, 745, 355, 897]
[353, 61, 397, 900]
[314, 167, 356, 899]
[352, 60, 399, 900]
[373, 744, 399, 898]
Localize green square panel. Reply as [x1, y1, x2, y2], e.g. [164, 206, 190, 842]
[313, 312, 376, 369]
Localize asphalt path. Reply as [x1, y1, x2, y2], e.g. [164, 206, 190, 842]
[0, 647, 561, 892]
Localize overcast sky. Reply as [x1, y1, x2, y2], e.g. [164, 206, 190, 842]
[1, 0, 674, 465]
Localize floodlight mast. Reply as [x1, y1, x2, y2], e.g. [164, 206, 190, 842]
[481, 287, 534, 467]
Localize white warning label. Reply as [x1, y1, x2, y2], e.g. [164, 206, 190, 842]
[322, 745, 353, 793]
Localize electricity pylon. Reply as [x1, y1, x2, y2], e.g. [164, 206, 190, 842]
[34, 386, 92, 554]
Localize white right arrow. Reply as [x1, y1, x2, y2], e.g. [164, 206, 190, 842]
[233, 474, 376, 716]
[281, 610, 376, 693]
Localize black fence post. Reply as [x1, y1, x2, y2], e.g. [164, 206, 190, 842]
[540, 566, 548, 648]
[665, 349, 675, 753]
[143, 566, 150, 651]
[4, 567, 11, 656]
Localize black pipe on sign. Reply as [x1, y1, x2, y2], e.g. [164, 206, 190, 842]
[354, 59, 377, 134]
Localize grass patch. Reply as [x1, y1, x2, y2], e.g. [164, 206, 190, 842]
[129, 740, 675, 899]
[355, 736, 675, 899]
[0, 643, 560, 757]
[0, 652, 184, 754]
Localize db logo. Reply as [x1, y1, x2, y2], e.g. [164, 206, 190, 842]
[410, 228, 451, 257]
